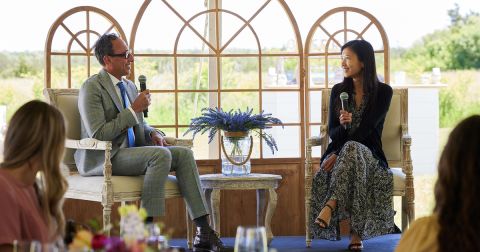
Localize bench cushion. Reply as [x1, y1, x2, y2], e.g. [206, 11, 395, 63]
[392, 167, 405, 195]
[65, 174, 181, 201]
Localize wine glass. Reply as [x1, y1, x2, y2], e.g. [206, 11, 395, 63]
[234, 226, 267, 252]
[13, 240, 61, 252]
[13, 240, 41, 252]
[145, 223, 168, 250]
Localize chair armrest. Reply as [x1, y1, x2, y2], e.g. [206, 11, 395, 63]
[305, 124, 327, 176]
[401, 124, 413, 175]
[401, 124, 411, 144]
[66, 138, 112, 150]
[401, 125, 415, 221]
[64, 138, 113, 178]
[307, 136, 323, 147]
[307, 125, 327, 148]
[164, 137, 193, 149]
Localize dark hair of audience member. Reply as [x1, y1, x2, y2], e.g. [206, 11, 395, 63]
[434, 115, 480, 252]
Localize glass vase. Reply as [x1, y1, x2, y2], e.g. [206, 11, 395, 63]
[221, 131, 253, 176]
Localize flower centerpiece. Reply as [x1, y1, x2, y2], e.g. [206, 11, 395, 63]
[185, 107, 283, 175]
[68, 205, 168, 252]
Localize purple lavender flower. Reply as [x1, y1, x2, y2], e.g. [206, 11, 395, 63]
[185, 107, 283, 154]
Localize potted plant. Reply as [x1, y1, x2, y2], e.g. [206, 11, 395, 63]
[185, 107, 283, 175]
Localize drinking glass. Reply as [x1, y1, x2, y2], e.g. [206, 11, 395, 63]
[13, 240, 62, 252]
[13, 240, 42, 252]
[234, 226, 267, 252]
[145, 223, 168, 251]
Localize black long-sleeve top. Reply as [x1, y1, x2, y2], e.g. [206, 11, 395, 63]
[320, 82, 393, 168]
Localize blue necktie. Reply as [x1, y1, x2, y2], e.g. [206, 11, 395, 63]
[117, 82, 135, 148]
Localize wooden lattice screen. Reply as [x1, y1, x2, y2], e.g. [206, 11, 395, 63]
[44, 3, 389, 163]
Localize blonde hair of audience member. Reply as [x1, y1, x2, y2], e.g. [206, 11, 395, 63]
[434, 115, 480, 251]
[0, 100, 68, 238]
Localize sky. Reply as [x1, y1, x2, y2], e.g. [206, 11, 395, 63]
[0, 0, 479, 52]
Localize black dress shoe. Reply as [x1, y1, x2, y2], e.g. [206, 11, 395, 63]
[193, 227, 233, 252]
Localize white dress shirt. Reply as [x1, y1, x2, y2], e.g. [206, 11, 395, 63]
[107, 72, 139, 123]
[107, 73, 139, 148]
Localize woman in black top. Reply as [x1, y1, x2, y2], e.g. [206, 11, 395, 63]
[310, 40, 396, 251]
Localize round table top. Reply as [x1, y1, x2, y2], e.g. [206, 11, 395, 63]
[199, 173, 282, 181]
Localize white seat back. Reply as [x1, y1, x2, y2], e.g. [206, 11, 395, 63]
[44, 89, 80, 171]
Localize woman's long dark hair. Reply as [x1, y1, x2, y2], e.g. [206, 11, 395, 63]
[434, 115, 480, 252]
[337, 40, 379, 114]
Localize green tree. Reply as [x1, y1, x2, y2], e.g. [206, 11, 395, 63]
[402, 9, 480, 72]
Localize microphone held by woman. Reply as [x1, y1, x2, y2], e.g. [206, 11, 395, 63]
[339, 92, 351, 129]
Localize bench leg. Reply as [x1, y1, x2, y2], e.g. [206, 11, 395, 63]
[402, 196, 408, 232]
[102, 201, 113, 236]
[305, 196, 312, 247]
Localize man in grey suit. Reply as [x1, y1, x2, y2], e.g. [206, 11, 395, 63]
[76, 33, 230, 251]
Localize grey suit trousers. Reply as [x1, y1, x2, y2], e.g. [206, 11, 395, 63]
[111, 145, 208, 219]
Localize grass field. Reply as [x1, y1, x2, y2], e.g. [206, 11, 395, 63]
[393, 174, 436, 228]
[0, 75, 463, 228]
[393, 127, 452, 227]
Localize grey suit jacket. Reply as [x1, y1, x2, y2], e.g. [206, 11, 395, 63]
[75, 69, 156, 176]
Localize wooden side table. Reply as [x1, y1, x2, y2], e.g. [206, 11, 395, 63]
[199, 173, 282, 243]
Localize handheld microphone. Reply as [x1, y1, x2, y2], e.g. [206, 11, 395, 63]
[339, 92, 351, 129]
[138, 75, 148, 117]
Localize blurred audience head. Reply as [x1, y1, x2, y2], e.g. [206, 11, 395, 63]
[1, 100, 68, 236]
[434, 114, 480, 251]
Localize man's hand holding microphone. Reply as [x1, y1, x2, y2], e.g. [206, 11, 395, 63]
[132, 75, 169, 146]
[131, 90, 150, 113]
[131, 75, 150, 115]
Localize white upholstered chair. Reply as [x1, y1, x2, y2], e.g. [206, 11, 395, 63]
[44, 88, 194, 248]
[304, 88, 414, 247]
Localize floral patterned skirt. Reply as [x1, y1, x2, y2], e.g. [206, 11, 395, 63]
[309, 141, 396, 240]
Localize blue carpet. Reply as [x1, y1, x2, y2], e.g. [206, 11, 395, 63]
[170, 234, 401, 251]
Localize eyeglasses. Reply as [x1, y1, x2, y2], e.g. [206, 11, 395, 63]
[108, 49, 133, 59]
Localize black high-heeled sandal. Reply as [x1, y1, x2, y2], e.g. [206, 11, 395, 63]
[348, 231, 363, 251]
[347, 242, 363, 251]
[314, 204, 334, 229]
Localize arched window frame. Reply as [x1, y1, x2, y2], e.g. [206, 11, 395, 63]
[304, 7, 390, 152]
[129, 0, 304, 162]
[45, 6, 127, 89]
